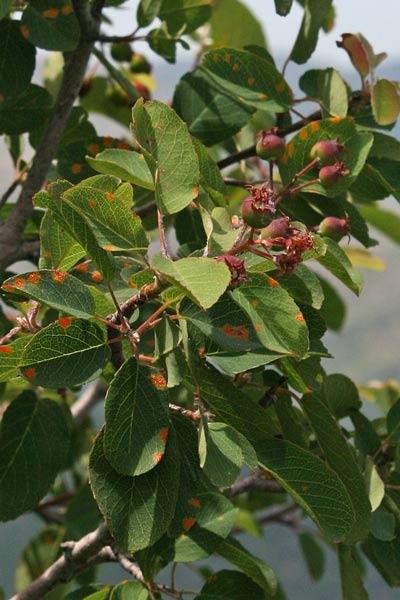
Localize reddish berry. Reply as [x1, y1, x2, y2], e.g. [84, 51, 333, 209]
[129, 53, 152, 74]
[261, 217, 291, 240]
[256, 130, 285, 161]
[319, 162, 349, 189]
[110, 42, 133, 62]
[241, 197, 272, 229]
[133, 81, 151, 101]
[310, 139, 345, 165]
[319, 216, 350, 242]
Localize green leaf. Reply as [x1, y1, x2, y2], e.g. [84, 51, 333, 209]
[104, 358, 170, 476]
[20, 0, 80, 51]
[371, 79, 400, 126]
[173, 69, 254, 146]
[359, 204, 400, 245]
[192, 138, 227, 202]
[217, 536, 277, 595]
[0, 0, 12, 19]
[318, 275, 346, 331]
[63, 185, 148, 252]
[137, 0, 162, 27]
[338, 544, 369, 600]
[173, 492, 238, 562]
[387, 399, 400, 444]
[300, 392, 371, 542]
[362, 534, 400, 586]
[64, 587, 111, 600]
[299, 68, 348, 117]
[0, 84, 52, 135]
[0, 390, 70, 521]
[298, 532, 325, 581]
[39, 210, 86, 271]
[317, 238, 363, 295]
[110, 582, 150, 600]
[2, 270, 95, 318]
[290, 0, 332, 64]
[210, 0, 266, 48]
[159, 0, 211, 35]
[323, 373, 362, 419]
[132, 98, 200, 214]
[274, 0, 293, 16]
[0, 19, 36, 100]
[0, 336, 31, 383]
[256, 438, 354, 542]
[195, 570, 264, 600]
[337, 33, 370, 79]
[231, 273, 309, 357]
[201, 47, 293, 112]
[365, 458, 384, 512]
[89, 427, 180, 552]
[370, 506, 396, 542]
[279, 263, 324, 309]
[278, 117, 373, 198]
[19, 319, 110, 388]
[203, 422, 242, 488]
[65, 484, 101, 541]
[152, 254, 231, 309]
[86, 149, 154, 190]
[350, 411, 381, 457]
[208, 349, 284, 373]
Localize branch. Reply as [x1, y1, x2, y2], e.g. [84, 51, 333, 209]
[217, 110, 322, 170]
[71, 380, 107, 422]
[10, 523, 112, 600]
[225, 472, 285, 497]
[0, 2, 104, 275]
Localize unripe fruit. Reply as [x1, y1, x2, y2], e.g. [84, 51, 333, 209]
[319, 163, 348, 188]
[110, 42, 133, 62]
[256, 132, 285, 161]
[319, 216, 350, 242]
[241, 197, 272, 229]
[106, 84, 130, 107]
[310, 139, 345, 165]
[261, 217, 291, 239]
[129, 53, 152, 74]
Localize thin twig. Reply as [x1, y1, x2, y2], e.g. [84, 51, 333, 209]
[70, 380, 107, 421]
[225, 472, 285, 497]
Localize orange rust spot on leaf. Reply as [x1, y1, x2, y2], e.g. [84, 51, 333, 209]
[251, 299, 258, 307]
[154, 451, 163, 464]
[232, 63, 239, 71]
[198, 346, 205, 356]
[0, 94, 4, 103]
[159, 427, 169, 445]
[146, 339, 155, 347]
[331, 116, 342, 123]
[24, 367, 36, 380]
[287, 143, 294, 157]
[91, 271, 103, 283]
[247, 77, 255, 86]
[311, 121, 319, 132]
[3, 284, 14, 292]
[15, 278, 25, 288]
[183, 517, 196, 531]
[58, 317, 72, 329]
[220, 324, 249, 340]
[279, 153, 288, 164]
[43, 8, 59, 18]
[188, 497, 201, 508]
[218, 515, 225, 521]
[128, 281, 138, 288]
[0, 346, 12, 354]
[302, 484, 308, 491]
[276, 81, 285, 92]
[71, 163, 82, 174]
[28, 272, 41, 284]
[192, 187, 199, 197]
[299, 129, 308, 140]
[150, 373, 167, 389]
[103, 136, 113, 147]
[259, 94, 267, 101]
[89, 199, 96, 208]
[295, 313, 305, 322]
[43, 534, 55, 544]
[225, 53, 231, 62]
[106, 192, 115, 201]
[87, 143, 100, 154]
[62, 4, 73, 15]
[213, 53, 219, 62]
[20, 25, 30, 38]
[44, 251, 52, 259]
[255, 323, 261, 331]
[75, 262, 89, 272]
[52, 270, 68, 283]
[268, 276, 279, 286]
[104, 245, 114, 251]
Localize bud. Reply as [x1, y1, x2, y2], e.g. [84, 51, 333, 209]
[241, 183, 276, 228]
[319, 215, 350, 242]
[310, 138, 345, 166]
[319, 162, 349, 189]
[110, 41, 133, 62]
[129, 53, 152, 74]
[256, 129, 286, 161]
